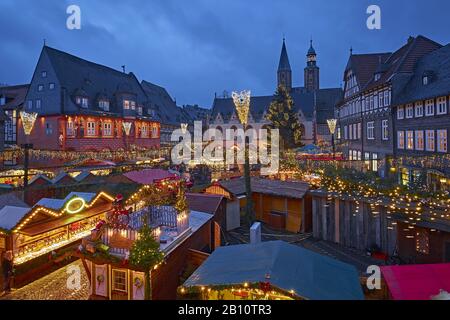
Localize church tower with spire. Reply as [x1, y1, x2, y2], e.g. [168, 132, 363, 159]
[277, 38, 292, 91]
[304, 39, 320, 92]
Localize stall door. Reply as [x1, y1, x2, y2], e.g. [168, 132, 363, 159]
[111, 268, 129, 300]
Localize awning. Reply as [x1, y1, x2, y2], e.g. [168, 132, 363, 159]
[381, 263, 450, 300]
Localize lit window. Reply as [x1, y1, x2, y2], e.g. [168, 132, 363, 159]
[364, 152, 371, 170]
[401, 168, 410, 186]
[437, 129, 448, 153]
[425, 99, 435, 116]
[336, 127, 341, 139]
[406, 131, 414, 150]
[99, 100, 110, 111]
[141, 124, 148, 138]
[372, 153, 378, 172]
[367, 122, 375, 140]
[422, 76, 429, 86]
[87, 122, 96, 136]
[397, 106, 404, 119]
[437, 97, 447, 115]
[426, 130, 435, 151]
[67, 120, 75, 136]
[123, 100, 130, 110]
[382, 120, 388, 140]
[81, 98, 88, 108]
[415, 102, 423, 117]
[398, 131, 405, 149]
[406, 104, 414, 118]
[112, 269, 127, 292]
[103, 122, 112, 136]
[415, 131, 424, 151]
[49, 83, 55, 90]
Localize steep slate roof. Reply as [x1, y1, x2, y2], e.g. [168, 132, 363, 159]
[0, 84, 29, 110]
[315, 88, 343, 124]
[396, 43, 450, 104]
[278, 39, 291, 71]
[217, 177, 309, 199]
[364, 35, 442, 92]
[186, 193, 224, 215]
[183, 240, 364, 300]
[345, 53, 392, 90]
[41, 46, 155, 119]
[141, 80, 190, 125]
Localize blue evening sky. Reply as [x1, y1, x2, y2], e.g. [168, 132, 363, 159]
[0, 0, 449, 107]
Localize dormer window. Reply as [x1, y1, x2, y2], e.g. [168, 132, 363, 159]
[0, 96, 5, 106]
[422, 76, 429, 86]
[41, 71, 47, 78]
[76, 97, 88, 108]
[123, 100, 130, 110]
[99, 100, 110, 111]
[374, 73, 381, 81]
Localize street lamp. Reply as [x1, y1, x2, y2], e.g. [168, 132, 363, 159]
[327, 119, 337, 158]
[20, 111, 38, 188]
[232, 90, 254, 225]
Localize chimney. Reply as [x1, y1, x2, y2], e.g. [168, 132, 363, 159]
[250, 222, 261, 244]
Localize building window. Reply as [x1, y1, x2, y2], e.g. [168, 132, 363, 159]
[344, 126, 348, 140]
[398, 131, 405, 149]
[36, 99, 41, 109]
[364, 152, 371, 170]
[81, 98, 88, 108]
[49, 83, 55, 90]
[425, 99, 435, 116]
[131, 101, 136, 110]
[379, 92, 384, 108]
[87, 121, 96, 136]
[426, 130, 435, 151]
[45, 123, 53, 135]
[384, 90, 391, 106]
[38, 84, 44, 92]
[27, 100, 33, 110]
[4, 110, 17, 145]
[67, 120, 74, 137]
[99, 100, 110, 111]
[112, 270, 127, 292]
[437, 129, 448, 153]
[406, 104, 414, 118]
[349, 124, 353, 140]
[41, 71, 47, 78]
[367, 122, 375, 140]
[437, 97, 447, 115]
[357, 123, 361, 139]
[152, 125, 158, 138]
[382, 120, 388, 140]
[103, 122, 112, 136]
[416, 229, 429, 255]
[415, 131, 424, 151]
[397, 106, 404, 119]
[415, 102, 423, 117]
[372, 153, 378, 172]
[123, 100, 130, 110]
[337, 127, 341, 139]
[137, 106, 143, 115]
[422, 76, 429, 86]
[0, 96, 5, 106]
[406, 131, 414, 150]
[141, 124, 148, 138]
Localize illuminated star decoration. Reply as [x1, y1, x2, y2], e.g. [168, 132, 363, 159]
[20, 111, 38, 135]
[232, 90, 251, 125]
[181, 123, 188, 134]
[123, 122, 132, 136]
[327, 119, 337, 135]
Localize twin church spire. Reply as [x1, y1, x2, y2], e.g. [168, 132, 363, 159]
[277, 38, 319, 93]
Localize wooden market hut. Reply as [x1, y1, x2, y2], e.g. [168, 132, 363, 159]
[205, 177, 311, 233]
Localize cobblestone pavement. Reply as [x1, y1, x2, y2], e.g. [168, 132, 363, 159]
[1, 260, 89, 300]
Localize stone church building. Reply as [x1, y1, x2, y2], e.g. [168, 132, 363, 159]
[209, 39, 342, 146]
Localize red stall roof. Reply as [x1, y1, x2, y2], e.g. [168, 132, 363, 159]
[123, 169, 178, 185]
[381, 264, 450, 300]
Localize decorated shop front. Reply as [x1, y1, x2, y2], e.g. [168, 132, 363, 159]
[0, 191, 115, 286]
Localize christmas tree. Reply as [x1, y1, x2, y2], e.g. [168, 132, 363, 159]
[266, 85, 304, 149]
[129, 223, 164, 300]
[175, 181, 189, 214]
